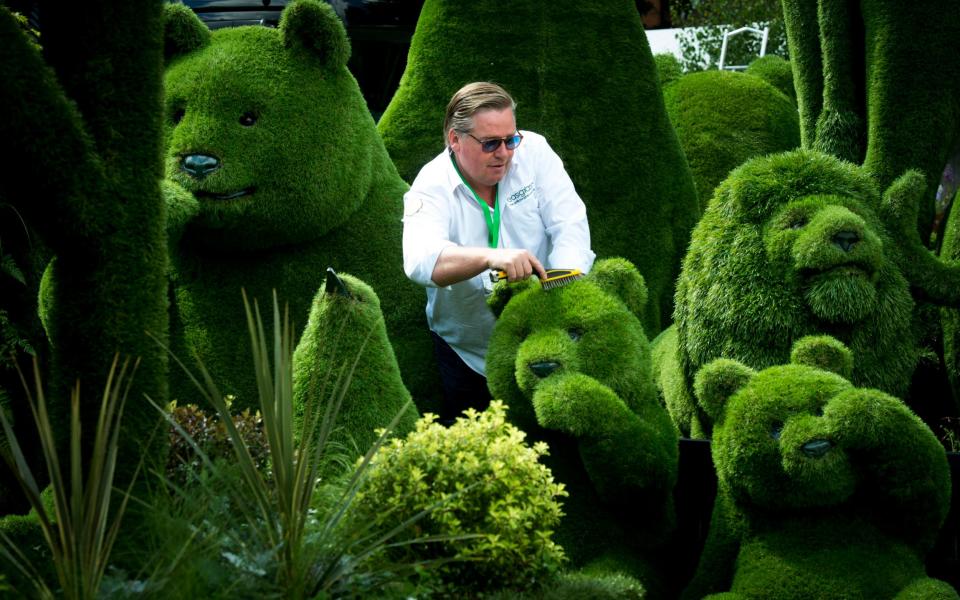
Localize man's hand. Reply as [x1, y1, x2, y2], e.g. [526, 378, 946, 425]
[486, 248, 548, 282]
[431, 246, 546, 286]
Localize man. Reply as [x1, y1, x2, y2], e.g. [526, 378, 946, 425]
[402, 81, 595, 421]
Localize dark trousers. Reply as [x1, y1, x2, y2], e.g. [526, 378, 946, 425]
[431, 331, 491, 423]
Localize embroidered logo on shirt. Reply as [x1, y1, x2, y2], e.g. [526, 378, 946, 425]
[507, 183, 535, 206]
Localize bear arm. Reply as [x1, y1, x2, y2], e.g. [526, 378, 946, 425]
[893, 577, 960, 600]
[826, 389, 951, 544]
[532, 373, 676, 497]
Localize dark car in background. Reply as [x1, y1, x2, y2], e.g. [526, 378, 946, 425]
[181, 0, 424, 118]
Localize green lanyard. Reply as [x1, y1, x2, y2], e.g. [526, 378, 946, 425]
[451, 154, 501, 248]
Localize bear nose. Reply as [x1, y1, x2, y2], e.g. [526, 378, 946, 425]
[832, 230, 860, 253]
[181, 154, 220, 179]
[529, 361, 560, 378]
[801, 439, 832, 458]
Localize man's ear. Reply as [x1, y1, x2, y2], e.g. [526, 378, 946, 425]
[694, 358, 755, 425]
[280, 0, 350, 70]
[487, 278, 538, 318]
[164, 3, 210, 63]
[587, 257, 647, 320]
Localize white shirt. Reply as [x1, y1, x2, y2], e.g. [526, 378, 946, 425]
[402, 130, 595, 375]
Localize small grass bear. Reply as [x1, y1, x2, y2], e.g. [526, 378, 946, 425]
[486, 258, 678, 597]
[682, 335, 956, 600]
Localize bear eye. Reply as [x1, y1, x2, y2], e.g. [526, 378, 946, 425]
[770, 420, 784, 441]
[567, 328, 584, 341]
[239, 112, 258, 127]
[170, 107, 185, 125]
[813, 405, 824, 417]
[787, 216, 807, 230]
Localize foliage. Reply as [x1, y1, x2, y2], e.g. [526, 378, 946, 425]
[0, 357, 137, 600]
[350, 402, 568, 594]
[164, 400, 269, 487]
[662, 69, 800, 205]
[153, 291, 445, 599]
[745, 54, 795, 103]
[671, 0, 788, 73]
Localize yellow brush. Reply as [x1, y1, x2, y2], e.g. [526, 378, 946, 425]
[489, 268, 584, 290]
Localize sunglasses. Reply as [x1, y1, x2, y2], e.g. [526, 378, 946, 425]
[464, 131, 523, 153]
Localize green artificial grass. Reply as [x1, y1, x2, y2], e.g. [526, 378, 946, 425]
[0, 3, 168, 499]
[781, 0, 960, 233]
[162, 1, 437, 413]
[681, 336, 955, 599]
[377, 0, 700, 336]
[745, 54, 796, 103]
[662, 69, 800, 205]
[653, 53, 682, 87]
[655, 150, 917, 438]
[486, 258, 678, 597]
[292, 269, 419, 464]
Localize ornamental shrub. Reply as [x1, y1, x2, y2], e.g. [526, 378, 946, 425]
[350, 402, 567, 594]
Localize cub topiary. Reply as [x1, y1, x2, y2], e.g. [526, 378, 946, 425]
[682, 336, 956, 600]
[162, 1, 436, 411]
[486, 258, 678, 596]
[654, 150, 917, 438]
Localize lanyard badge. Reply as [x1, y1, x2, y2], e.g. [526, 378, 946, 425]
[451, 154, 501, 249]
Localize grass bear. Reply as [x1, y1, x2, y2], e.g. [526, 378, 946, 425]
[161, 1, 436, 412]
[682, 336, 956, 600]
[653, 150, 919, 438]
[486, 258, 678, 598]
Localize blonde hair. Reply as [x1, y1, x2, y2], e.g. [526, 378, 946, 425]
[443, 82, 516, 146]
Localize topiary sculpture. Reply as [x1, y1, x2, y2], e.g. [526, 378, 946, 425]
[486, 258, 678, 597]
[654, 149, 960, 438]
[377, 0, 700, 336]
[162, 1, 437, 412]
[744, 54, 796, 103]
[292, 268, 419, 464]
[681, 335, 957, 600]
[662, 69, 800, 205]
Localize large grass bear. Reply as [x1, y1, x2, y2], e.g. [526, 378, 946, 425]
[162, 1, 436, 411]
[654, 150, 934, 438]
[682, 336, 956, 599]
[486, 258, 678, 598]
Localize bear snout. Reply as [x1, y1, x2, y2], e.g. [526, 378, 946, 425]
[181, 153, 221, 179]
[831, 230, 860, 253]
[529, 361, 561, 378]
[801, 438, 832, 458]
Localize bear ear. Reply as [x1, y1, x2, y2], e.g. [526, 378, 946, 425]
[790, 335, 853, 380]
[487, 278, 538, 318]
[693, 358, 755, 423]
[280, 0, 351, 69]
[164, 3, 210, 63]
[586, 258, 647, 320]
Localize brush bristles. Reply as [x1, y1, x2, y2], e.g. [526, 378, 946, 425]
[541, 271, 584, 290]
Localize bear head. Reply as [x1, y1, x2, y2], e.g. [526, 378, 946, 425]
[486, 258, 654, 432]
[163, 1, 382, 252]
[676, 150, 916, 402]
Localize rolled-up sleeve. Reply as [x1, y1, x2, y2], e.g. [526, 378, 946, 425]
[402, 189, 456, 288]
[536, 140, 596, 273]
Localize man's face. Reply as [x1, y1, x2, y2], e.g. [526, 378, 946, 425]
[449, 108, 517, 192]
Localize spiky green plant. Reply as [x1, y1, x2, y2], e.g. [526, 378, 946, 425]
[0, 356, 137, 600]
[154, 291, 456, 599]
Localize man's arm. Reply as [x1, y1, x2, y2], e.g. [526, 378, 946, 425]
[535, 137, 596, 272]
[431, 246, 547, 287]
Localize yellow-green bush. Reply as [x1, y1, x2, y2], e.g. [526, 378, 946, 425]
[350, 402, 567, 594]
